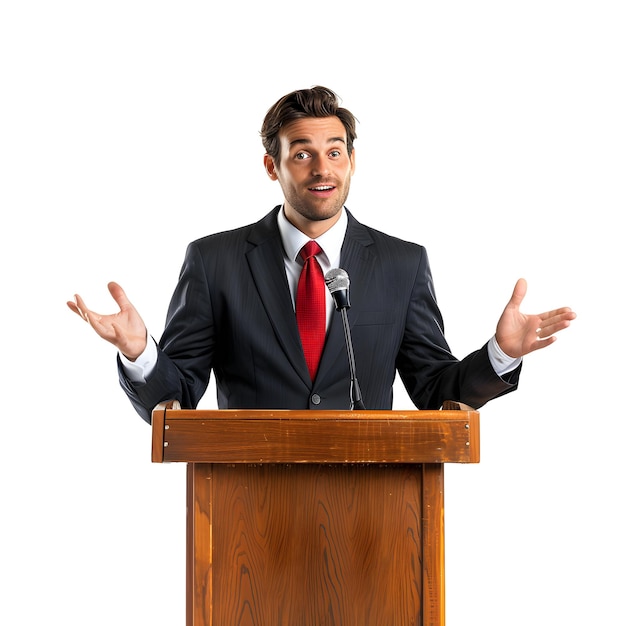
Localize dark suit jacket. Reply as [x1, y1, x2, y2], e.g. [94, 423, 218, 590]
[119, 207, 519, 423]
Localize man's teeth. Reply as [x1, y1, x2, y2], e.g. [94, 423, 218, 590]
[312, 186, 333, 190]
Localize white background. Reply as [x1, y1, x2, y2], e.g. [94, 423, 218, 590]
[1, 1, 624, 624]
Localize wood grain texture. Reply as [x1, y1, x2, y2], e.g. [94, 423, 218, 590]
[189, 462, 440, 626]
[153, 409, 479, 465]
[421, 464, 445, 626]
[151, 408, 477, 625]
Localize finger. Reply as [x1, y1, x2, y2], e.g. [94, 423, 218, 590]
[68, 294, 91, 322]
[66, 299, 87, 321]
[537, 318, 573, 338]
[537, 308, 576, 333]
[539, 307, 576, 323]
[107, 281, 133, 311]
[507, 278, 527, 309]
[73, 293, 114, 331]
[529, 335, 557, 353]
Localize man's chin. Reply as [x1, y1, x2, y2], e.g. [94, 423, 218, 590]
[299, 203, 344, 222]
[283, 199, 345, 233]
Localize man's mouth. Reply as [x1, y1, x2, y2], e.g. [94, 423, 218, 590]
[309, 185, 335, 193]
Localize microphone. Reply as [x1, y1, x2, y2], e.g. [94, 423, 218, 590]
[324, 268, 366, 410]
[324, 267, 351, 310]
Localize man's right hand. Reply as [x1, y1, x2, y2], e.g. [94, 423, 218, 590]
[67, 281, 148, 361]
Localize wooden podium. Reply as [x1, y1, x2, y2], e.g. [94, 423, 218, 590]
[151, 402, 479, 626]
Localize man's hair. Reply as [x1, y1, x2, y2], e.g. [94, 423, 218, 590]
[260, 86, 358, 162]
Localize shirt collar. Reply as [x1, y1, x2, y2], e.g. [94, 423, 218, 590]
[277, 206, 348, 267]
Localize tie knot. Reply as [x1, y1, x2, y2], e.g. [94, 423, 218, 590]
[300, 241, 322, 262]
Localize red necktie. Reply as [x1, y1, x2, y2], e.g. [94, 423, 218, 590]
[296, 241, 326, 381]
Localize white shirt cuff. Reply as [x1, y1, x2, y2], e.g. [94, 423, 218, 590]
[119, 336, 158, 383]
[487, 335, 521, 376]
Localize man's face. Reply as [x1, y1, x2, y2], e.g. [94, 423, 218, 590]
[264, 116, 356, 237]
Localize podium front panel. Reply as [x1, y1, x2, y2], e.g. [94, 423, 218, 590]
[188, 461, 444, 626]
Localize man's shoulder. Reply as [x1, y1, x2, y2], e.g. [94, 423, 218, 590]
[346, 209, 425, 254]
[188, 206, 282, 251]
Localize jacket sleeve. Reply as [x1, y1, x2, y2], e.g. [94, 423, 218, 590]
[395, 248, 520, 410]
[117, 241, 216, 423]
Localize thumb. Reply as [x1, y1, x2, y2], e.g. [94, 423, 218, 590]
[508, 278, 527, 309]
[107, 281, 133, 310]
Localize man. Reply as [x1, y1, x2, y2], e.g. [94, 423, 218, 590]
[67, 86, 576, 424]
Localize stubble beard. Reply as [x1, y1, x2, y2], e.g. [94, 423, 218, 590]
[287, 179, 351, 224]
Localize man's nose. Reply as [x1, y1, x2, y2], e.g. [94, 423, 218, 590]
[311, 155, 330, 176]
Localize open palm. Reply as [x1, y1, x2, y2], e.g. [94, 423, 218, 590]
[495, 278, 576, 359]
[67, 282, 147, 360]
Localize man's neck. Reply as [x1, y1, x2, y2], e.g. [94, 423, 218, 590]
[282, 205, 343, 239]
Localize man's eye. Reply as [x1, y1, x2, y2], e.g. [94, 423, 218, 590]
[329, 150, 341, 158]
[295, 152, 309, 160]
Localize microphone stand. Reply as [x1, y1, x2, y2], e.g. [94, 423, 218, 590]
[339, 307, 366, 410]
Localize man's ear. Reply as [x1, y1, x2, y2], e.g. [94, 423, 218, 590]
[263, 154, 278, 180]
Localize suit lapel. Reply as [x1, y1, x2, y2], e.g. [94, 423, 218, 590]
[245, 207, 376, 391]
[246, 208, 311, 385]
[315, 211, 375, 388]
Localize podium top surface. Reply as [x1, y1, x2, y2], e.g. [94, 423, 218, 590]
[151, 406, 480, 465]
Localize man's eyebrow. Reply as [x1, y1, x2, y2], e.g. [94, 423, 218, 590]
[289, 136, 347, 148]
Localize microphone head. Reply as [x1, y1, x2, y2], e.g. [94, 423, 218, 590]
[324, 268, 350, 292]
[324, 268, 351, 310]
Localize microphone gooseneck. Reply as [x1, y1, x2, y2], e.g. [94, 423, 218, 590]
[324, 268, 365, 410]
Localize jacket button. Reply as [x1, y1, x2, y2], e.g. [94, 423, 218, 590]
[311, 393, 321, 405]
